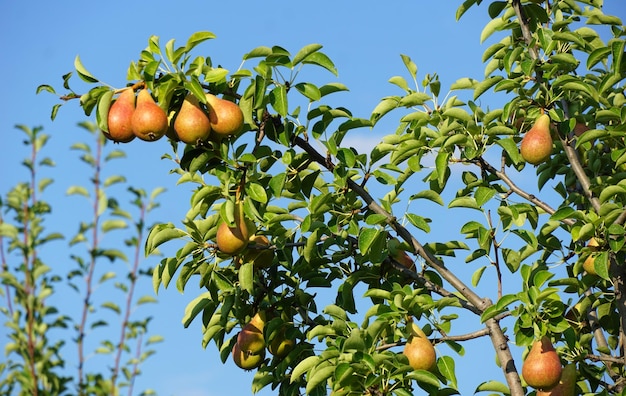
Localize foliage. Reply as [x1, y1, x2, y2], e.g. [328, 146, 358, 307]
[0, 124, 163, 395]
[40, 0, 625, 395]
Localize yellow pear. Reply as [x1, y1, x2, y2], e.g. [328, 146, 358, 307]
[536, 363, 577, 396]
[522, 336, 562, 390]
[232, 342, 265, 370]
[582, 237, 601, 275]
[205, 93, 244, 138]
[216, 203, 250, 255]
[173, 92, 212, 144]
[520, 114, 553, 165]
[402, 323, 436, 371]
[131, 89, 168, 141]
[105, 88, 136, 143]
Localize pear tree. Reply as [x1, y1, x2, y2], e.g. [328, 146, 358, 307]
[40, 0, 626, 395]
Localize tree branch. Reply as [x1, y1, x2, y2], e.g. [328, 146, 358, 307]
[293, 135, 525, 396]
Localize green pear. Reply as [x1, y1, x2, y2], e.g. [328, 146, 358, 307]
[173, 92, 212, 144]
[131, 89, 168, 141]
[105, 88, 136, 143]
[242, 235, 274, 269]
[522, 336, 562, 391]
[520, 114, 553, 165]
[205, 93, 244, 138]
[268, 326, 295, 358]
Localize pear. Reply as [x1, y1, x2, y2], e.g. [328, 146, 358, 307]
[232, 342, 265, 370]
[216, 203, 250, 255]
[268, 327, 295, 358]
[402, 323, 436, 371]
[105, 88, 136, 143]
[522, 336, 562, 390]
[389, 238, 415, 271]
[242, 235, 274, 269]
[173, 92, 212, 144]
[205, 93, 244, 138]
[582, 237, 601, 275]
[536, 363, 577, 396]
[520, 114, 553, 165]
[237, 318, 265, 354]
[131, 89, 168, 141]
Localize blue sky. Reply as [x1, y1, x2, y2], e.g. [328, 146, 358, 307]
[1, 1, 625, 395]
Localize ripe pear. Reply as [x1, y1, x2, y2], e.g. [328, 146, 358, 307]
[402, 323, 436, 371]
[522, 336, 562, 390]
[237, 320, 265, 354]
[520, 114, 553, 165]
[131, 89, 168, 141]
[205, 93, 244, 138]
[105, 88, 136, 143]
[216, 203, 250, 255]
[243, 235, 274, 269]
[173, 92, 212, 144]
[232, 342, 265, 370]
[536, 363, 577, 396]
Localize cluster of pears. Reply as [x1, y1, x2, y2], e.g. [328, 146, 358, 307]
[520, 113, 554, 165]
[522, 336, 576, 395]
[105, 88, 168, 142]
[104, 87, 244, 145]
[402, 322, 437, 372]
[231, 313, 296, 370]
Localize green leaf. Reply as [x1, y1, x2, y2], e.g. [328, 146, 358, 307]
[101, 301, 121, 314]
[358, 228, 379, 255]
[239, 262, 254, 294]
[409, 190, 444, 206]
[290, 356, 319, 383]
[96, 89, 114, 132]
[269, 85, 288, 116]
[246, 182, 268, 203]
[185, 31, 216, 52]
[472, 266, 487, 287]
[67, 186, 89, 197]
[448, 196, 480, 210]
[480, 17, 506, 43]
[294, 82, 322, 102]
[475, 380, 511, 394]
[400, 54, 418, 80]
[293, 43, 323, 66]
[437, 355, 457, 389]
[474, 76, 503, 100]
[599, 185, 626, 203]
[74, 55, 98, 83]
[302, 52, 338, 76]
[145, 223, 188, 255]
[182, 293, 214, 328]
[243, 46, 273, 60]
[306, 365, 335, 394]
[101, 219, 128, 232]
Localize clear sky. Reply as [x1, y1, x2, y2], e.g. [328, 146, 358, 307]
[1, 1, 625, 396]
